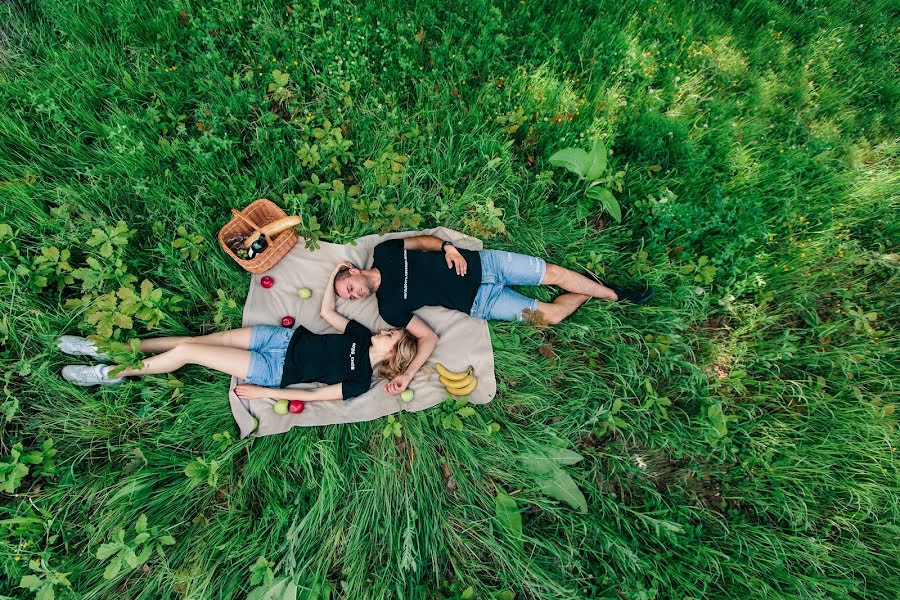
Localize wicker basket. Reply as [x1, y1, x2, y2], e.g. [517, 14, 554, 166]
[218, 199, 299, 274]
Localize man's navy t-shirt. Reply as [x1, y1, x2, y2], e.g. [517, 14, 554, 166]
[279, 320, 372, 400]
[372, 239, 482, 327]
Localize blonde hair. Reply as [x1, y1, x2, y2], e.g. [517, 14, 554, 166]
[376, 329, 419, 381]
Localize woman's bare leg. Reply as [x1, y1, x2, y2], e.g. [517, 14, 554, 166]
[138, 328, 255, 354]
[118, 343, 252, 379]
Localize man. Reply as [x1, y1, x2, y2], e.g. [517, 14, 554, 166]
[334, 235, 652, 394]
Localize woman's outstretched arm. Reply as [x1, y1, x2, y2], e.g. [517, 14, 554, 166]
[320, 263, 351, 333]
[234, 383, 343, 402]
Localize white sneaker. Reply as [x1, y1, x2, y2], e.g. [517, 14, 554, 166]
[61, 364, 125, 386]
[56, 335, 110, 361]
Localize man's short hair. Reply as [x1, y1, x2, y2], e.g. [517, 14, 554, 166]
[333, 266, 353, 290]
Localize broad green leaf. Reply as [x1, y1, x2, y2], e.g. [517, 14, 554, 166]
[19, 575, 42, 590]
[135, 513, 148, 534]
[2, 462, 28, 492]
[158, 534, 176, 545]
[36, 583, 55, 600]
[537, 469, 588, 513]
[495, 492, 523, 547]
[96, 542, 120, 560]
[586, 186, 621, 222]
[103, 556, 122, 580]
[519, 454, 556, 476]
[122, 547, 139, 568]
[247, 577, 298, 600]
[184, 459, 207, 479]
[457, 406, 476, 418]
[135, 544, 152, 566]
[87, 229, 105, 246]
[207, 460, 220, 488]
[584, 139, 608, 180]
[113, 313, 133, 330]
[21, 450, 44, 464]
[133, 532, 150, 545]
[707, 403, 728, 438]
[540, 446, 584, 465]
[548, 147, 589, 178]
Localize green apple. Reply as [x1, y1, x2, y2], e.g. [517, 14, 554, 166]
[273, 399, 289, 415]
[400, 389, 415, 403]
[249, 417, 259, 432]
[297, 287, 312, 299]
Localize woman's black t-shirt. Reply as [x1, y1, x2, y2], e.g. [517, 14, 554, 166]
[279, 320, 373, 400]
[372, 239, 482, 327]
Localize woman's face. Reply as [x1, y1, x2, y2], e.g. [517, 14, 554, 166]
[371, 328, 403, 353]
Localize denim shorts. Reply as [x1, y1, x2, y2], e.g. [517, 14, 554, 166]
[469, 250, 547, 321]
[245, 325, 294, 387]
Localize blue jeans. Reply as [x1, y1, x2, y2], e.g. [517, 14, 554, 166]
[245, 326, 294, 387]
[469, 250, 547, 321]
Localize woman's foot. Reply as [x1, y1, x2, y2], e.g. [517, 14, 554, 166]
[61, 364, 124, 386]
[56, 335, 110, 361]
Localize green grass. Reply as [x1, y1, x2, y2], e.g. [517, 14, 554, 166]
[1, 0, 898, 598]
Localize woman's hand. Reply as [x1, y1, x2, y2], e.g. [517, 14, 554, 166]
[234, 384, 274, 399]
[444, 246, 467, 276]
[384, 372, 412, 395]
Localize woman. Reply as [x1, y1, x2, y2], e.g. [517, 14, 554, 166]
[59, 263, 419, 402]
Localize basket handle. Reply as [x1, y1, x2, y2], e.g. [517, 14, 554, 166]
[230, 208, 262, 233]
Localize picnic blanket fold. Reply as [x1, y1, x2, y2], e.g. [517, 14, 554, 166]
[228, 228, 496, 438]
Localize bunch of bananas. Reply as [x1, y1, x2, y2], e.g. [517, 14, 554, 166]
[436, 363, 478, 396]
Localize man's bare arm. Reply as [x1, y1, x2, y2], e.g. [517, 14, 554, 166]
[320, 263, 351, 332]
[402, 236, 468, 276]
[401, 235, 445, 251]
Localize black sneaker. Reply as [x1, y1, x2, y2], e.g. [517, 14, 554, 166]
[584, 270, 654, 305]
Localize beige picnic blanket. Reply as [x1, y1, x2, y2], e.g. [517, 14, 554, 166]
[228, 228, 496, 438]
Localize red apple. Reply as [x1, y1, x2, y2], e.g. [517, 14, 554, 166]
[281, 315, 295, 328]
[260, 276, 274, 288]
[289, 400, 304, 414]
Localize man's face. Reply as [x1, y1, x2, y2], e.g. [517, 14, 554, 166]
[335, 270, 372, 300]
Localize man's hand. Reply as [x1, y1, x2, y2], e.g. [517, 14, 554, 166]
[384, 372, 412, 395]
[332, 261, 354, 276]
[444, 246, 468, 276]
[234, 384, 273, 399]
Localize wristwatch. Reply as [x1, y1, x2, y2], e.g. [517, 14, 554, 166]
[441, 240, 455, 251]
